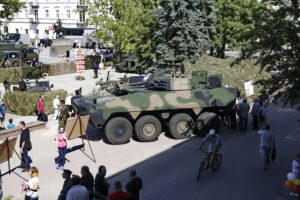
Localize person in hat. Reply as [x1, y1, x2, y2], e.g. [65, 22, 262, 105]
[198, 129, 222, 164]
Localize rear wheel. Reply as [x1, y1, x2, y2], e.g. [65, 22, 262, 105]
[194, 112, 220, 137]
[135, 115, 161, 142]
[169, 113, 193, 139]
[105, 117, 133, 144]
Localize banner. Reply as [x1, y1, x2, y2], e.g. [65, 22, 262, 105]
[244, 81, 254, 97]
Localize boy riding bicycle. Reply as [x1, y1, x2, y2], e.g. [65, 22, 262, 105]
[198, 129, 222, 165]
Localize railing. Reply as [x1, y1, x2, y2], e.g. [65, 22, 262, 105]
[29, 18, 39, 24]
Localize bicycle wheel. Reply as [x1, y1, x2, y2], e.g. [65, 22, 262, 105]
[196, 160, 207, 181]
[211, 154, 222, 171]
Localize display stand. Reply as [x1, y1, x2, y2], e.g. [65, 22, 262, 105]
[66, 115, 96, 162]
[0, 138, 22, 174]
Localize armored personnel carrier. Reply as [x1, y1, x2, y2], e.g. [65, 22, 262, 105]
[72, 71, 237, 144]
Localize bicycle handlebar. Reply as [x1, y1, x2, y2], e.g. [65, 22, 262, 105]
[198, 148, 208, 154]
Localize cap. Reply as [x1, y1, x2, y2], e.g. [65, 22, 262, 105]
[209, 129, 215, 135]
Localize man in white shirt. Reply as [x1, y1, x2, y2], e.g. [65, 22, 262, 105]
[66, 175, 89, 200]
[93, 82, 101, 93]
[65, 94, 73, 116]
[53, 95, 60, 120]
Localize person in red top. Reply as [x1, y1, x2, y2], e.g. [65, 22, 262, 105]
[36, 95, 45, 121]
[108, 181, 128, 200]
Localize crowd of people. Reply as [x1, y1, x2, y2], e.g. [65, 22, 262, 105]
[20, 165, 143, 200]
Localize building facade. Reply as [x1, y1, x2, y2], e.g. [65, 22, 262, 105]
[1, 0, 89, 39]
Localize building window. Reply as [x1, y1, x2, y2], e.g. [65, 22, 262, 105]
[67, 10, 70, 19]
[45, 10, 49, 18]
[25, 9, 28, 18]
[25, 29, 28, 34]
[16, 29, 19, 34]
[56, 10, 59, 18]
[79, 11, 86, 22]
[34, 10, 38, 21]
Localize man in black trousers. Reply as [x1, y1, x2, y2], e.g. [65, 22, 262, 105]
[19, 121, 32, 172]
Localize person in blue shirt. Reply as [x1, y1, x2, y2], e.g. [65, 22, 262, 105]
[7, 118, 16, 129]
[0, 100, 7, 129]
[93, 64, 99, 79]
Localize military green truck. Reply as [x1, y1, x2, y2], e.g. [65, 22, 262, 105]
[72, 71, 237, 144]
[114, 56, 145, 74]
[0, 43, 39, 64]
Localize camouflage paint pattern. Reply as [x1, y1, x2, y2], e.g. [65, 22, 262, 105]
[72, 72, 237, 128]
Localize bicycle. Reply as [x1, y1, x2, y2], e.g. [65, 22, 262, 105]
[196, 149, 222, 181]
[185, 120, 223, 180]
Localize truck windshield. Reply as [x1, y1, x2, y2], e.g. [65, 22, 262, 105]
[27, 48, 38, 54]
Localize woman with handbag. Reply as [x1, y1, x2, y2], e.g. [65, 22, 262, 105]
[55, 126, 69, 170]
[24, 167, 39, 200]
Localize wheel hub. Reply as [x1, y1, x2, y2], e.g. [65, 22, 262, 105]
[143, 123, 156, 136]
[115, 125, 125, 136]
[177, 121, 188, 133]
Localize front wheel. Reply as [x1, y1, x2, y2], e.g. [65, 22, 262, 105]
[196, 160, 207, 181]
[105, 117, 133, 144]
[195, 112, 221, 137]
[211, 154, 222, 171]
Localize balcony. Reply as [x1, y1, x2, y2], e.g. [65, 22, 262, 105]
[77, 1, 88, 9]
[77, 21, 85, 26]
[29, 18, 39, 24]
[29, 2, 39, 9]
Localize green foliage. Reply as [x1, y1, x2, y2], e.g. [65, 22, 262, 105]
[85, 55, 102, 69]
[211, 0, 266, 58]
[185, 55, 270, 98]
[75, 75, 85, 81]
[0, 67, 22, 82]
[240, 0, 300, 105]
[86, 0, 157, 66]
[3, 89, 68, 115]
[0, 0, 25, 24]
[153, 0, 215, 69]
[22, 63, 49, 79]
[3, 196, 14, 200]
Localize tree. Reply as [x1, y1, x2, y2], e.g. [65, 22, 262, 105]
[153, 0, 215, 70]
[0, 0, 25, 23]
[239, 0, 300, 105]
[86, 0, 157, 65]
[211, 0, 265, 58]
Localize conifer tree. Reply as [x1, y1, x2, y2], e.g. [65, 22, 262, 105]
[153, 0, 215, 69]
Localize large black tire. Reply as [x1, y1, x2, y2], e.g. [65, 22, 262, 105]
[136, 67, 144, 75]
[134, 115, 161, 142]
[169, 113, 193, 139]
[194, 112, 221, 137]
[105, 117, 133, 144]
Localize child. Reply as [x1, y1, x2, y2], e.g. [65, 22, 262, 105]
[6, 118, 16, 129]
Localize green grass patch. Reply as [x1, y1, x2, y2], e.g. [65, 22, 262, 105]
[3, 89, 68, 116]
